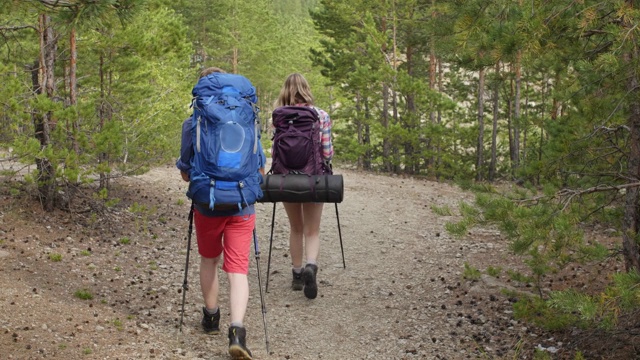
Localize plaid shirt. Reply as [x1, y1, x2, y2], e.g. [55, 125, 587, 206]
[314, 107, 334, 161]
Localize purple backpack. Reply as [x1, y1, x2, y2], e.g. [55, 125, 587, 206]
[270, 106, 332, 175]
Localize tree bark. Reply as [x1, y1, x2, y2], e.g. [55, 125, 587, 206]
[489, 62, 500, 182]
[364, 98, 372, 171]
[405, 44, 417, 175]
[34, 14, 56, 211]
[69, 26, 79, 154]
[622, 0, 640, 271]
[513, 50, 522, 171]
[476, 67, 486, 182]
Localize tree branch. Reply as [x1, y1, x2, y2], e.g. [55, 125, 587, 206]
[0, 25, 38, 32]
[37, 0, 77, 8]
[557, 182, 640, 210]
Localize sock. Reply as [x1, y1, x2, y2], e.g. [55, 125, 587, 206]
[205, 306, 219, 315]
[306, 260, 316, 266]
[230, 321, 243, 328]
[293, 267, 303, 274]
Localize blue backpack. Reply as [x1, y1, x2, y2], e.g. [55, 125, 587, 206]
[187, 73, 263, 210]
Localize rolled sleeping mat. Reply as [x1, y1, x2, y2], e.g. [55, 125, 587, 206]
[259, 174, 344, 203]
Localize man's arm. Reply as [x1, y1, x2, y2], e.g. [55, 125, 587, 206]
[176, 118, 193, 182]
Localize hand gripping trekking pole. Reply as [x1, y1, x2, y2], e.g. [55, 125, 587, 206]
[252, 228, 270, 353]
[179, 203, 195, 332]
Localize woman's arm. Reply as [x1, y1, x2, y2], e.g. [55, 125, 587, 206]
[318, 109, 334, 161]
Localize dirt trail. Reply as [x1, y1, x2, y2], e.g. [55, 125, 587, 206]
[0, 164, 551, 359]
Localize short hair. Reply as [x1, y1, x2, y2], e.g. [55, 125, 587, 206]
[199, 67, 226, 78]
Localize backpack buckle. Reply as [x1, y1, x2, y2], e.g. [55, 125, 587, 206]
[238, 181, 245, 189]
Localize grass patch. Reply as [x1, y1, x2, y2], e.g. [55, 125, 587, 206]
[507, 269, 533, 284]
[431, 204, 453, 216]
[486, 266, 502, 277]
[462, 262, 481, 280]
[49, 253, 63, 262]
[74, 289, 93, 300]
[513, 295, 576, 331]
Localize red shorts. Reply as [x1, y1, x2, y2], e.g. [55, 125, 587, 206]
[193, 210, 255, 274]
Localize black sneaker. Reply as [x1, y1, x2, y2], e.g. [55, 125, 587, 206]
[201, 307, 220, 334]
[292, 269, 304, 291]
[302, 264, 318, 299]
[228, 326, 252, 360]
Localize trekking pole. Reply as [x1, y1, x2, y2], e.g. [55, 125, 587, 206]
[179, 203, 195, 332]
[252, 228, 270, 353]
[335, 203, 346, 268]
[265, 202, 276, 293]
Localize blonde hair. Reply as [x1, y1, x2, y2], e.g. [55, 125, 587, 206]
[199, 66, 226, 78]
[275, 73, 314, 107]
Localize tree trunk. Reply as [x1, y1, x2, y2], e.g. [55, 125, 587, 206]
[364, 98, 372, 171]
[232, 47, 238, 74]
[382, 84, 391, 172]
[622, 0, 640, 271]
[476, 67, 486, 182]
[355, 94, 363, 169]
[436, 58, 443, 180]
[513, 50, 522, 171]
[34, 14, 56, 212]
[405, 44, 416, 175]
[523, 80, 530, 165]
[427, 11, 437, 173]
[489, 62, 500, 182]
[537, 75, 548, 186]
[70, 26, 79, 154]
[99, 54, 108, 190]
[508, 76, 514, 176]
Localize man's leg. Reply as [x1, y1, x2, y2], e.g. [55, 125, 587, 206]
[222, 214, 255, 359]
[194, 210, 225, 333]
[227, 272, 249, 325]
[200, 255, 221, 310]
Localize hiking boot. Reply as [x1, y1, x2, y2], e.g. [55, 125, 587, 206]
[292, 269, 304, 291]
[201, 307, 220, 334]
[228, 326, 252, 360]
[302, 264, 318, 299]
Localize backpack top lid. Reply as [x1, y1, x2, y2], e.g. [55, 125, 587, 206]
[192, 73, 257, 105]
[272, 105, 319, 126]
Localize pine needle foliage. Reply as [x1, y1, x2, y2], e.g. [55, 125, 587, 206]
[446, 182, 640, 332]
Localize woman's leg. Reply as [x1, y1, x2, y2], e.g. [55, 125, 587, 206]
[283, 202, 304, 268]
[302, 203, 324, 264]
